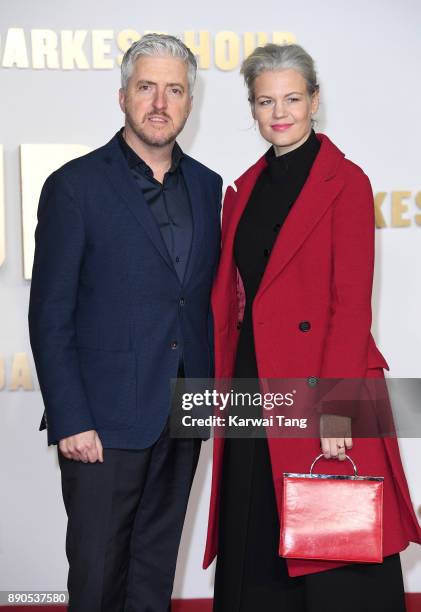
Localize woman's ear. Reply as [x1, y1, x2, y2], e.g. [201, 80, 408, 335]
[311, 90, 320, 115]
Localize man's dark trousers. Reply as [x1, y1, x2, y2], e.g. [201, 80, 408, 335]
[59, 425, 201, 612]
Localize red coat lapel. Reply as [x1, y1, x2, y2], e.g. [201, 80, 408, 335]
[213, 134, 346, 324]
[211, 156, 267, 328]
[222, 155, 267, 261]
[256, 134, 345, 300]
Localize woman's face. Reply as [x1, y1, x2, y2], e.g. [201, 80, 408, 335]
[252, 68, 319, 156]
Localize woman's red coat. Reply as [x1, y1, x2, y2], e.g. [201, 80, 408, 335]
[203, 134, 421, 577]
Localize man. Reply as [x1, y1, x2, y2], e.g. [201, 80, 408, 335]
[29, 33, 222, 612]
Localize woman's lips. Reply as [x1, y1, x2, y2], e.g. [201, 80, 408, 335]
[271, 123, 293, 132]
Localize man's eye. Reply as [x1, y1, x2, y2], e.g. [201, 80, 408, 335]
[287, 97, 300, 103]
[139, 84, 150, 91]
[171, 88, 182, 95]
[259, 99, 272, 106]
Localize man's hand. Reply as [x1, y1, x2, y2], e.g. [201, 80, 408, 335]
[320, 414, 353, 461]
[59, 430, 104, 463]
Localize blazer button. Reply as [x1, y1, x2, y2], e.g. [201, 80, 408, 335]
[299, 321, 311, 332]
[263, 248, 270, 257]
[307, 376, 318, 387]
[171, 341, 178, 350]
[179, 297, 185, 306]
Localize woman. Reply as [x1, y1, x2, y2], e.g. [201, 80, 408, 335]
[204, 44, 421, 611]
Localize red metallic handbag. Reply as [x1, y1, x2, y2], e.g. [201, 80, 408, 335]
[280, 454, 384, 563]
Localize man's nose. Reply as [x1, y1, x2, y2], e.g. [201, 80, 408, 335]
[152, 88, 167, 111]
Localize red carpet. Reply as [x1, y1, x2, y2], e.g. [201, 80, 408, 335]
[1, 597, 420, 611]
[0, 602, 209, 612]
[407, 595, 421, 612]
[173, 602, 212, 612]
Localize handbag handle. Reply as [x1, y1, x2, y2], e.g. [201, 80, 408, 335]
[310, 453, 358, 477]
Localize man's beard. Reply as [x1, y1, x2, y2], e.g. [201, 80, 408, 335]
[126, 112, 188, 148]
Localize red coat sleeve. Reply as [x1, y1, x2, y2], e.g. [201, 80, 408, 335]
[320, 164, 375, 379]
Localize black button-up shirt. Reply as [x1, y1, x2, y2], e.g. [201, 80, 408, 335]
[118, 129, 193, 283]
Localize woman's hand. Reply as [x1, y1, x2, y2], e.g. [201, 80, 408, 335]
[320, 414, 353, 461]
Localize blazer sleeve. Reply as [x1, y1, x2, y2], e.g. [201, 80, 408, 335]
[318, 167, 375, 417]
[208, 175, 223, 376]
[28, 171, 95, 444]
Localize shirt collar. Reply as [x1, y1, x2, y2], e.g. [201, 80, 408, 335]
[117, 128, 184, 177]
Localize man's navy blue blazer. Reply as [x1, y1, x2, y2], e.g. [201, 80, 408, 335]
[28, 134, 222, 449]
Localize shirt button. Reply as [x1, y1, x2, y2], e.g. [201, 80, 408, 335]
[179, 298, 185, 306]
[308, 376, 318, 387]
[171, 341, 178, 350]
[263, 248, 270, 257]
[299, 321, 311, 332]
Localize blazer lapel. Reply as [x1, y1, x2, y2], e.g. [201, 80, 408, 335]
[179, 157, 205, 287]
[100, 136, 176, 274]
[256, 135, 345, 300]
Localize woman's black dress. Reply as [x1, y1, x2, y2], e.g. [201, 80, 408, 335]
[212, 131, 406, 612]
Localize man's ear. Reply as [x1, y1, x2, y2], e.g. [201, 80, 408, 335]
[187, 95, 193, 117]
[118, 88, 126, 114]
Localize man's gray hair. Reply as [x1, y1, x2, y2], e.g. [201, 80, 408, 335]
[241, 43, 319, 103]
[121, 33, 197, 95]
